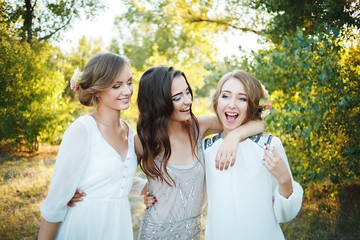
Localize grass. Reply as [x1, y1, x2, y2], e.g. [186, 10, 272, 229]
[1, 146, 359, 239]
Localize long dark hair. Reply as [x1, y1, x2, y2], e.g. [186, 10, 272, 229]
[137, 66, 199, 186]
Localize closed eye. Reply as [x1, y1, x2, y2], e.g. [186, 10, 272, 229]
[112, 83, 121, 89]
[221, 94, 229, 99]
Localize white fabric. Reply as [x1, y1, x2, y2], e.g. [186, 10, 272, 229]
[204, 134, 303, 240]
[40, 115, 146, 240]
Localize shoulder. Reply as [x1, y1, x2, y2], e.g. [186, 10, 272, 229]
[60, 116, 92, 146]
[121, 119, 134, 137]
[203, 132, 222, 150]
[134, 134, 143, 157]
[68, 115, 92, 131]
[248, 132, 273, 149]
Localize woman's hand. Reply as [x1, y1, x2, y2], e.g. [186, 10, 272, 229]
[67, 188, 86, 207]
[144, 192, 157, 209]
[215, 132, 239, 170]
[263, 144, 293, 198]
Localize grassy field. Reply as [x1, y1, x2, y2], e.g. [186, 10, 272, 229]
[1, 146, 359, 239]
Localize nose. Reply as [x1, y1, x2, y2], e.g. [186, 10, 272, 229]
[184, 94, 192, 105]
[228, 97, 236, 108]
[122, 84, 132, 96]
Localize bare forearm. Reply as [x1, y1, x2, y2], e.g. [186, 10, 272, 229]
[278, 177, 293, 199]
[38, 218, 59, 240]
[229, 119, 265, 142]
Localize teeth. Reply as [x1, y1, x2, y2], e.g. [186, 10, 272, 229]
[182, 107, 190, 111]
[226, 112, 238, 116]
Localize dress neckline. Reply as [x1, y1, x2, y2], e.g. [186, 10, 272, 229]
[87, 115, 130, 163]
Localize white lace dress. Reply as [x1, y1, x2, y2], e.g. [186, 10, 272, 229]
[138, 136, 205, 240]
[204, 132, 303, 240]
[40, 115, 146, 240]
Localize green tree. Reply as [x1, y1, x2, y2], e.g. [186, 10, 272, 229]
[3, 0, 104, 44]
[0, 0, 105, 151]
[201, 1, 360, 188]
[248, 0, 360, 43]
[0, 28, 73, 150]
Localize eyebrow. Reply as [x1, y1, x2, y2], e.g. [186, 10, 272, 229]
[221, 90, 247, 96]
[115, 76, 132, 84]
[171, 87, 189, 98]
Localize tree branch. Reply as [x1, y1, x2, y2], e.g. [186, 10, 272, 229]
[38, 16, 73, 41]
[189, 17, 259, 34]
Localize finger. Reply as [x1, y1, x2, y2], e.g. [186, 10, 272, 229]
[70, 197, 83, 203]
[73, 193, 85, 198]
[67, 202, 76, 207]
[262, 156, 271, 170]
[144, 197, 157, 207]
[230, 154, 236, 167]
[75, 188, 84, 195]
[215, 154, 221, 170]
[216, 150, 222, 165]
[74, 189, 86, 197]
[264, 149, 274, 159]
[224, 155, 230, 170]
[219, 154, 226, 171]
[267, 144, 281, 159]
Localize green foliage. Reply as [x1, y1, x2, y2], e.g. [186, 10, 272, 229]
[3, 0, 105, 43]
[248, 0, 360, 44]
[116, 0, 245, 71]
[0, 28, 74, 151]
[254, 31, 359, 186]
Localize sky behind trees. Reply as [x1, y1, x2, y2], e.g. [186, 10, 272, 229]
[56, 0, 261, 58]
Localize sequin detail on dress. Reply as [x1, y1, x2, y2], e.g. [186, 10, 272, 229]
[138, 137, 205, 240]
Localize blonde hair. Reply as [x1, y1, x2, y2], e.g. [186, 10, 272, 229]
[212, 70, 264, 123]
[76, 53, 130, 107]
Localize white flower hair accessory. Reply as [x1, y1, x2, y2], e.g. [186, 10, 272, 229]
[70, 67, 83, 91]
[260, 83, 272, 119]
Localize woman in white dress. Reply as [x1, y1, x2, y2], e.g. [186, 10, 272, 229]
[38, 53, 147, 240]
[135, 66, 264, 239]
[204, 70, 303, 240]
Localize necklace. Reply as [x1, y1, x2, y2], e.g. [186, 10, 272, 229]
[92, 115, 121, 128]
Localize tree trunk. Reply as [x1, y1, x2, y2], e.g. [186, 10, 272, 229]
[24, 0, 34, 44]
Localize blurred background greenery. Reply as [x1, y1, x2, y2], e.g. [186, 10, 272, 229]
[1, 0, 359, 239]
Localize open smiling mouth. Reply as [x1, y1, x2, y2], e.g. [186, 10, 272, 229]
[180, 107, 190, 112]
[225, 112, 238, 122]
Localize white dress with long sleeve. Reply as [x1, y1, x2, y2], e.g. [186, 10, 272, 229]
[40, 115, 146, 240]
[203, 132, 303, 240]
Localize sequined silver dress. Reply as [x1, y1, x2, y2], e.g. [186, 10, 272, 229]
[138, 138, 205, 240]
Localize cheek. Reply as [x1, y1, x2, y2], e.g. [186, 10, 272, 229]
[172, 101, 181, 112]
[216, 99, 225, 112]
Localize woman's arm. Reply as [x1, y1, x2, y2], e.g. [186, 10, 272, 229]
[134, 134, 144, 158]
[197, 115, 222, 138]
[40, 122, 89, 225]
[266, 137, 304, 223]
[198, 115, 264, 170]
[216, 119, 265, 170]
[263, 143, 293, 198]
[38, 218, 60, 240]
